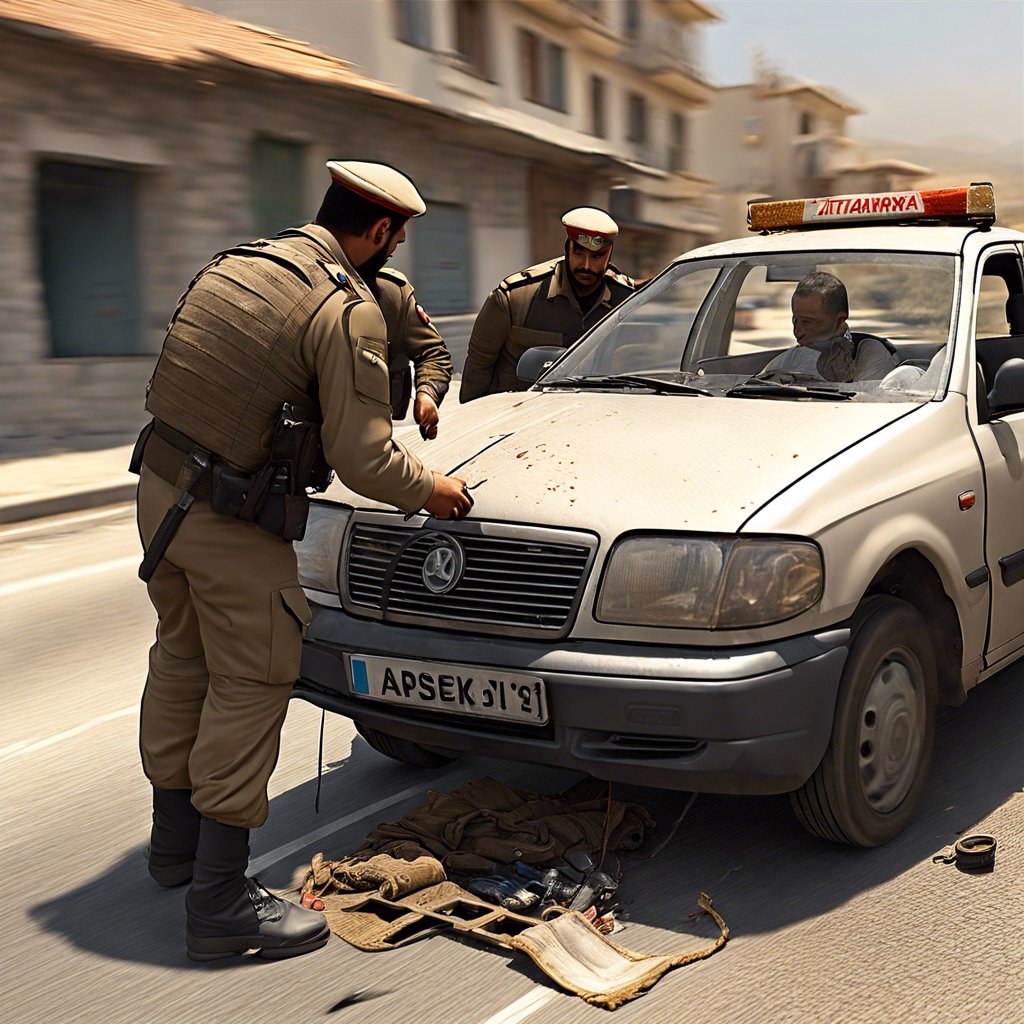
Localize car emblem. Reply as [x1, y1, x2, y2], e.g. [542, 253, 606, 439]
[421, 536, 465, 594]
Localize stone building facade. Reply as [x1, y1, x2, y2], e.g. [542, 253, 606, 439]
[0, 0, 626, 451]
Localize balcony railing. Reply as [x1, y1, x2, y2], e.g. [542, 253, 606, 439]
[618, 21, 709, 84]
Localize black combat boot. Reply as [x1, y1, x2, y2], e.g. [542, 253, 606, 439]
[185, 817, 330, 962]
[147, 787, 200, 887]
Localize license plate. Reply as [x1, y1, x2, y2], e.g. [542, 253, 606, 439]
[347, 654, 548, 726]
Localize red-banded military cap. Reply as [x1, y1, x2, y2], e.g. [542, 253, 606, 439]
[562, 207, 618, 252]
[325, 160, 426, 218]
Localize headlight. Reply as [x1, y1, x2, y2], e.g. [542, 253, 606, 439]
[596, 534, 822, 629]
[295, 502, 351, 594]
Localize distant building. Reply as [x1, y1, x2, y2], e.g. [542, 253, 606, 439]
[834, 159, 933, 195]
[196, 0, 723, 278]
[692, 62, 863, 238]
[0, 0, 724, 450]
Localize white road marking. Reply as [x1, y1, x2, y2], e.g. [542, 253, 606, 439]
[0, 555, 138, 599]
[0, 504, 133, 540]
[479, 989, 558, 1024]
[249, 771, 464, 875]
[0, 705, 137, 761]
[0, 738, 33, 758]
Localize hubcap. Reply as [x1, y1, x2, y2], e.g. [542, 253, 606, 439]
[857, 654, 923, 812]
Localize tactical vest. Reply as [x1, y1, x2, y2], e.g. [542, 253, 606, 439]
[146, 231, 355, 471]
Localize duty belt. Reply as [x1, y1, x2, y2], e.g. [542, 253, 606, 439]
[141, 419, 215, 496]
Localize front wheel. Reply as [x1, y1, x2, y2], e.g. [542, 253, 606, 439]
[354, 722, 462, 769]
[790, 597, 937, 846]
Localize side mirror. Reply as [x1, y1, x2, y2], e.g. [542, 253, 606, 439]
[987, 358, 1024, 414]
[516, 346, 565, 383]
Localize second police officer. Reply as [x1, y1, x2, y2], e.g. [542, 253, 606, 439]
[460, 207, 635, 402]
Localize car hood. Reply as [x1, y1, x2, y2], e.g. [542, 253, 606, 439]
[324, 390, 916, 534]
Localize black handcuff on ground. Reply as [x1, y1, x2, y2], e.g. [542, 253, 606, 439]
[932, 834, 997, 873]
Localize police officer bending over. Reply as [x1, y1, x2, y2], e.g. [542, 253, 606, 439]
[460, 207, 634, 402]
[133, 160, 471, 962]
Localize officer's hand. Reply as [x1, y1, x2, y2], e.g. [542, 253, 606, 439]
[424, 472, 473, 520]
[415, 393, 439, 440]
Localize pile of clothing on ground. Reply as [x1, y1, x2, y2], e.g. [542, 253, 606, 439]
[295, 776, 729, 1008]
[302, 776, 653, 931]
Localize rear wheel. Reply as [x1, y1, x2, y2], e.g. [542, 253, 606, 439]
[354, 722, 462, 769]
[790, 597, 937, 846]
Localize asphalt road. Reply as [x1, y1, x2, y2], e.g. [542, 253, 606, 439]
[3, 505, 1023, 1024]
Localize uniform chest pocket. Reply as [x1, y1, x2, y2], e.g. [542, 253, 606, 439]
[508, 325, 563, 360]
[353, 336, 391, 406]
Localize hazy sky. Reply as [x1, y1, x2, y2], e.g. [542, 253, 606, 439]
[704, 0, 1024, 144]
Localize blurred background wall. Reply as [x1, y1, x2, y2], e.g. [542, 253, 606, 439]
[0, 0, 1019, 455]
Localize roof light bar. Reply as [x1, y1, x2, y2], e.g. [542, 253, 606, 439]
[748, 183, 995, 232]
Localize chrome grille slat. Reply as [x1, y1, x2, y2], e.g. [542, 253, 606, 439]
[388, 569, 580, 591]
[344, 521, 594, 636]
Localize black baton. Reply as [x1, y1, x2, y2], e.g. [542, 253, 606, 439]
[138, 450, 210, 582]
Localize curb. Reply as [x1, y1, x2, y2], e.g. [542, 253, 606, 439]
[0, 483, 138, 525]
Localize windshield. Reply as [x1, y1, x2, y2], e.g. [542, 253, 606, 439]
[542, 251, 958, 404]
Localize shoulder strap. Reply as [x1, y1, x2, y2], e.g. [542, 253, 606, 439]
[501, 258, 559, 292]
[851, 331, 898, 358]
[377, 267, 409, 287]
[605, 264, 636, 289]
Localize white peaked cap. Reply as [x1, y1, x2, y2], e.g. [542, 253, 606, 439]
[561, 207, 619, 250]
[326, 160, 426, 217]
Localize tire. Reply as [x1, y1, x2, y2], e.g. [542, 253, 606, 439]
[790, 596, 937, 847]
[354, 722, 462, 769]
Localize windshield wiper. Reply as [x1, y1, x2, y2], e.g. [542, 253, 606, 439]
[542, 373, 706, 395]
[725, 379, 855, 401]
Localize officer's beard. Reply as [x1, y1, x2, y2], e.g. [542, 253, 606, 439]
[356, 232, 400, 282]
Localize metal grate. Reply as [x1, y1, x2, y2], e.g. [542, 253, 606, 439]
[345, 522, 594, 635]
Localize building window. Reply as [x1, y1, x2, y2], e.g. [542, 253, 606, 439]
[624, 0, 641, 39]
[669, 112, 687, 171]
[626, 91, 647, 144]
[454, 0, 489, 78]
[251, 135, 308, 238]
[37, 160, 142, 357]
[743, 115, 761, 135]
[589, 75, 606, 137]
[518, 29, 566, 111]
[394, 0, 432, 49]
[800, 111, 813, 135]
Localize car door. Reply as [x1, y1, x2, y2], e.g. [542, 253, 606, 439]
[970, 244, 1024, 663]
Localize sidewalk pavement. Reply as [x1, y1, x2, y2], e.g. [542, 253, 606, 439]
[0, 379, 466, 525]
[0, 444, 138, 525]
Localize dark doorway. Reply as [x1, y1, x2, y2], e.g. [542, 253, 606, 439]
[412, 202, 473, 313]
[37, 160, 141, 357]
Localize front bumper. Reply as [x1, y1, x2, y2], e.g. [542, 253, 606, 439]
[295, 604, 850, 794]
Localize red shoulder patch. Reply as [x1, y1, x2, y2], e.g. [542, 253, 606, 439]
[415, 303, 431, 326]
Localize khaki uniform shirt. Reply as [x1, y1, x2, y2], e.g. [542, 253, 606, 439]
[294, 225, 433, 513]
[460, 257, 635, 402]
[375, 268, 453, 419]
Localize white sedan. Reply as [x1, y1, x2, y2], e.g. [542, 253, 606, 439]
[295, 183, 1024, 846]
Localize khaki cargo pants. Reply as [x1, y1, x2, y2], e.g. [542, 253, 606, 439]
[137, 465, 312, 829]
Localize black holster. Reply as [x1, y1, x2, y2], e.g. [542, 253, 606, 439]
[208, 402, 332, 543]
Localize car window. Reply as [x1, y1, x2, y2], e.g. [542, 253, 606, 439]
[550, 251, 957, 404]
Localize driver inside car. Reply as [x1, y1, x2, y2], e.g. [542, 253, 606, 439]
[761, 271, 899, 383]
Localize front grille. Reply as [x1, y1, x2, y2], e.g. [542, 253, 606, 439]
[344, 521, 595, 636]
